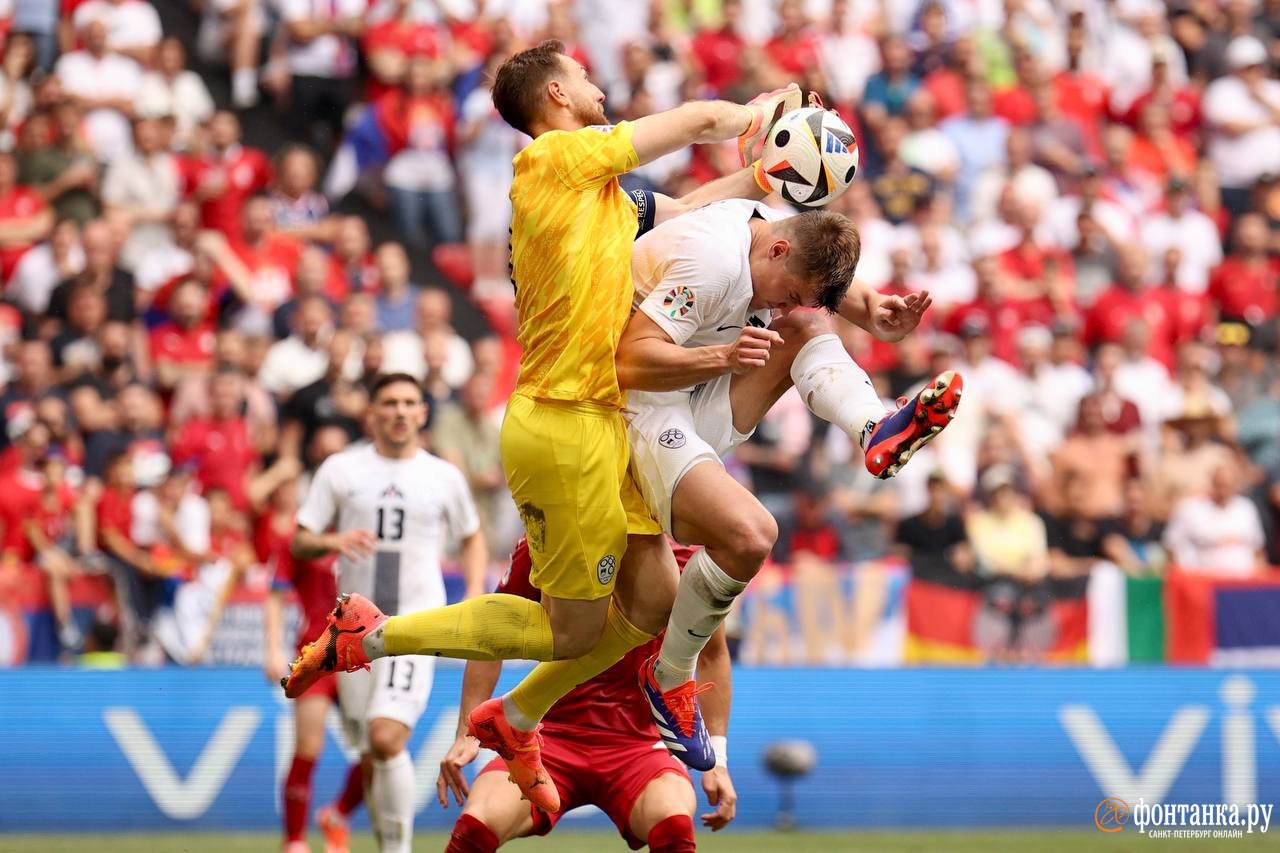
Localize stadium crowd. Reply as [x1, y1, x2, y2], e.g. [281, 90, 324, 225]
[0, 0, 1277, 664]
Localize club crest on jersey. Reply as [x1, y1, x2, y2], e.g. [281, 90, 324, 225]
[380, 484, 405, 500]
[596, 554, 617, 585]
[658, 428, 686, 449]
[663, 286, 695, 319]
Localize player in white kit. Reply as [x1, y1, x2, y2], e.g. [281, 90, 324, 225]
[618, 200, 963, 765]
[293, 373, 488, 853]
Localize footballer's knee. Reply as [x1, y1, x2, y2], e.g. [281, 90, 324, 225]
[630, 774, 697, 841]
[367, 719, 410, 761]
[546, 597, 609, 658]
[709, 504, 777, 581]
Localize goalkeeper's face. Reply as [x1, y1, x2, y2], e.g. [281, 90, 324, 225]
[556, 55, 607, 127]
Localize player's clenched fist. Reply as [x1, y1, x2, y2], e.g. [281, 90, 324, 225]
[725, 326, 784, 373]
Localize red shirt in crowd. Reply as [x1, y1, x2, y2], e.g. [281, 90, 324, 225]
[764, 30, 822, 77]
[170, 417, 257, 511]
[1085, 285, 1175, 366]
[96, 485, 134, 551]
[362, 19, 444, 101]
[1053, 69, 1109, 157]
[1207, 258, 1280, 324]
[998, 242, 1074, 285]
[326, 252, 379, 301]
[1150, 284, 1207, 349]
[149, 321, 217, 369]
[223, 232, 302, 312]
[923, 67, 968, 120]
[993, 84, 1037, 126]
[1125, 87, 1201, 139]
[0, 469, 75, 562]
[0, 185, 48, 281]
[691, 25, 745, 93]
[182, 146, 272, 241]
[946, 296, 1057, 364]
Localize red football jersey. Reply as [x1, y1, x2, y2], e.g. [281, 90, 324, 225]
[259, 513, 338, 649]
[170, 417, 257, 511]
[498, 540, 695, 741]
[182, 146, 272, 241]
[0, 187, 48, 281]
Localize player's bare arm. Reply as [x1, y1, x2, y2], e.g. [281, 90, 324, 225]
[290, 525, 377, 561]
[695, 627, 736, 831]
[837, 279, 933, 343]
[458, 529, 489, 600]
[651, 167, 768, 227]
[438, 659, 503, 807]
[617, 311, 783, 392]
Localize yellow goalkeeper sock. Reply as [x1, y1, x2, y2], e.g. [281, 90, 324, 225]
[506, 599, 654, 725]
[380, 594, 555, 661]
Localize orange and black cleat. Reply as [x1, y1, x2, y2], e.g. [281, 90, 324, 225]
[281, 593, 387, 699]
[468, 696, 561, 814]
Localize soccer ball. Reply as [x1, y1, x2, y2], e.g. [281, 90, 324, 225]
[759, 107, 859, 208]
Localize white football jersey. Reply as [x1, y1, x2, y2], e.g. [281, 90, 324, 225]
[296, 442, 480, 614]
[632, 199, 789, 353]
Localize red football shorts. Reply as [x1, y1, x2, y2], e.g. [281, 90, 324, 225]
[479, 729, 690, 848]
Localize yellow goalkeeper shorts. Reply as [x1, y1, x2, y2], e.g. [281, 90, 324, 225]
[501, 393, 661, 601]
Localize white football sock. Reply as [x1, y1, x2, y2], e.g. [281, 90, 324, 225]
[790, 333, 887, 449]
[501, 693, 538, 732]
[654, 549, 747, 691]
[362, 624, 387, 660]
[370, 750, 415, 853]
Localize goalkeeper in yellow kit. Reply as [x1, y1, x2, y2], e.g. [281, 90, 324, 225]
[283, 38, 798, 811]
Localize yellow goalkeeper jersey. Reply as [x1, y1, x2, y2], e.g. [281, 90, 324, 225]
[508, 121, 640, 408]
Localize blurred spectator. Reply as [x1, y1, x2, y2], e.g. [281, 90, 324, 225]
[899, 90, 959, 185]
[278, 329, 367, 461]
[101, 117, 182, 273]
[1203, 36, 1280, 212]
[327, 215, 377, 298]
[71, 0, 162, 66]
[1165, 461, 1267, 576]
[1139, 177, 1223, 293]
[170, 369, 258, 512]
[1049, 394, 1137, 521]
[269, 145, 333, 244]
[1042, 473, 1114, 578]
[184, 111, 272, 242]
[257, 294, 337, 398]
[819, 0, 878, 107]
[734, 388, 811, 521]
[45, 218, 134, 331]
[941, 78, 1010, 219]
[53, 19, 140, 163]
[383, 57, 462, 252]
[1128, 102, 1196, 182]
[0, 149, 54, 286]
[966, 465, 1049, 582]
[195, 0, 264, 110]
[136, 38, 215, 148]
[18, 106, 99, 225]
[1207, 213, 1278, 325]
[82, 383, 166, 482]
[373, 241, 417, 333]
[970, 127, 1057, 226]
[382, 287, 473, 387]
[135, 201, 200, 295]
[1102, 479, 1167, 576]
[893, 471, 972, 582]
[149, 280, 215, 391]
[862, 35, 920, 125]
[362, 0, 445, 100]
[869, 118, 935, 224]
[8, 217, 83, 315]
[1098, 124, 1161, 223]
[775, 480, 856, 564]
[279, 0, 367, 151]
[432, 369, 511, 554]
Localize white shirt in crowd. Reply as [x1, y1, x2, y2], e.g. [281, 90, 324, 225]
[54, 49, 142, 163]
[1202, 74, 1280, 190]
[1139, 208, 1223, 294]
[257, 335, 331, 397]
[136, 70, 216, 149]
[280, 0, 368, 78]
[7, 242, 84, 315]
[297, 442, 480, 613]
[101, 151, 182, 273]
[73, 0, 162, 51]
[380, 329, 474, 389]
[1164, 494, 1265, 577]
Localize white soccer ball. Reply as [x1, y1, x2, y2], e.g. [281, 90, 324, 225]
[759, 107, 859, 208]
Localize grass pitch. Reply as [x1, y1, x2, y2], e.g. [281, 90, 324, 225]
[1, 830, 1272, 852]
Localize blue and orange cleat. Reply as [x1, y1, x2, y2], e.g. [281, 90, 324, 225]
[281, 593, 387, 699]
[640, 654, 716, 771]
[468, 697, 560, 813]
[864, 370, 963, 479]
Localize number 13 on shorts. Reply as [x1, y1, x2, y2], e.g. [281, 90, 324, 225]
[336, 655, 436, 752]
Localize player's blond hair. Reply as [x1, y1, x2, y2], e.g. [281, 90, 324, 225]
[779, 211, 861, 312]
